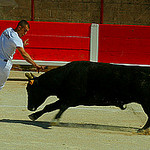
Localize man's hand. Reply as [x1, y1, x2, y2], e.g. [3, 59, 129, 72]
[23, 39, 29, 47]
[35, 64, 45, 73]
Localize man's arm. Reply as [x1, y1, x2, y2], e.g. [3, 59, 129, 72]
[17, 47, 44, 72]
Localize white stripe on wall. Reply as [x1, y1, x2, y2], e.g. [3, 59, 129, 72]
[90, 23, 99, 62]
[12, 60, 70, 66]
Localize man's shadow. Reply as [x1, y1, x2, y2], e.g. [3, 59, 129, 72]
[0, 119, 139, 132]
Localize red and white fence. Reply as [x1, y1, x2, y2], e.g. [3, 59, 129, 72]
[0, 20, 150, 66]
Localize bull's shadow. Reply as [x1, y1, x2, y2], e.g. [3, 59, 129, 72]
[0, 119, 51, 129]
[0, 119, 138, 132]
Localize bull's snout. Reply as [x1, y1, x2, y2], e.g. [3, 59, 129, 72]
[28, 106, 37, 111]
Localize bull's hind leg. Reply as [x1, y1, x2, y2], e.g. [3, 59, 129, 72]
[29, 100, 62, 121]
[138, 104, 150, 132]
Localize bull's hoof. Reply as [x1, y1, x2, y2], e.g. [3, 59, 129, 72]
[137, 128, 150, 135]
[50, 119, 60, 126]
[28, 114, 37, 121]
[137, 129, 143, 133]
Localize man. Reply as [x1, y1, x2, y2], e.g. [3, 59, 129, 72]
[0, 20, 44, 90]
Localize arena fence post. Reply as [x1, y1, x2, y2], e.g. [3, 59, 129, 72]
[31, 0, 34, 21]
[90, 23, 99, 62]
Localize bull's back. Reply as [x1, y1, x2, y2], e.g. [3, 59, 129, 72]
[86, 62, 150, 103]
[39, 61, 150, 102]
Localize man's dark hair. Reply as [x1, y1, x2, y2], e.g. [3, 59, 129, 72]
[17, 20, 30, 29]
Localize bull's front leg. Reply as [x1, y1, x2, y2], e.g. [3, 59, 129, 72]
[28, 100, 62, 121]
[50, 105, 68, 125]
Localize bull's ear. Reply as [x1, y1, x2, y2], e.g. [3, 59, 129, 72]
[29, 80, 34, 85]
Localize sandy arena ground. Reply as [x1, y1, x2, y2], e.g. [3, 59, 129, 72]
[0, 71, 150, 150]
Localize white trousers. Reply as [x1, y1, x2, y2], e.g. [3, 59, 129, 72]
[0, 60, 12, 91]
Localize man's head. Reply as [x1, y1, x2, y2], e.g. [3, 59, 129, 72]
[15, 20, 30, 37]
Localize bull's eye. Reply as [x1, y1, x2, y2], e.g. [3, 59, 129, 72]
[29, 80, 34, 85]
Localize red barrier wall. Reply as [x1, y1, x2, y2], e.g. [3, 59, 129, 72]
[99, 24, 150, 65]
[0, 20, 91, 62]
[1, 20, 150, 65]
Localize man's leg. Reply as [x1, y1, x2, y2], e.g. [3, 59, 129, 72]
[0, 60, 12, 91]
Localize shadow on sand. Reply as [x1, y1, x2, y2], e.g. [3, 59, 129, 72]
[0, 119, 139, 133]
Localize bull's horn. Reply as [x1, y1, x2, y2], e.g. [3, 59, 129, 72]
[25, 73, 34, 80]
[30, 73, 36, 78]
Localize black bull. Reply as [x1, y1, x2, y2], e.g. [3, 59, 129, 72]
[26, 61, 150, 132]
